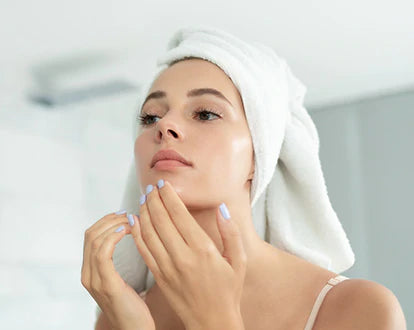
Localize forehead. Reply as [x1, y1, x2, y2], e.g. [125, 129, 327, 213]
[148, 58, 243, 107]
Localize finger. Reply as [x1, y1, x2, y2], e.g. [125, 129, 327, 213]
[83, 213, 129, 282]
[90, 211, 129, 239]
[128, 214, 162, 281]
[138, 195, 175, 278]
[93, 221, 132, 255]
[84, 212, 130, 257]
[84, 213, 129, 255]
[158, 180, 211, 248]
[216, 204, 247, 274]
[145, 183, 187, 257]
[82, 228, 92, 286]
[95, 223, 132, 287]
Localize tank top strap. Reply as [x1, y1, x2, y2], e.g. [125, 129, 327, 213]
[303, 274, 349, 330]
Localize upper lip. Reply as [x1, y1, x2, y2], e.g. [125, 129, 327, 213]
[151, 149, 192, 168]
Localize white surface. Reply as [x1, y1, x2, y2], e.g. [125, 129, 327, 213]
[0, 90, 138, 329]
[0, 0, 413, 108]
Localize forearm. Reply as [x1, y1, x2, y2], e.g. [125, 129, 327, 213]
[95, 311, 112, 330]
[95, 310, 155, 330]
[186, 311, 245, 330]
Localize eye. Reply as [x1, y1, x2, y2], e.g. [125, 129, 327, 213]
[138, 113, 158, 126]
[138, 107, 222, 127]
[193, 108, 221, 122]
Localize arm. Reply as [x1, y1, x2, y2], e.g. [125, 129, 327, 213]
[95, 310, 112, 330]
[186, 309, 245, 330]
[314, 279, 407, 330]
[349, 280, 407, 330]
[95, 309, 156, 330]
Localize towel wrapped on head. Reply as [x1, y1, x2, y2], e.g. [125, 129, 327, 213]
[112, 25, 356, 295]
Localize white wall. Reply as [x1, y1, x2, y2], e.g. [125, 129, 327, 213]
[1, 0, 414, 107]
[0, 84, 139, 329]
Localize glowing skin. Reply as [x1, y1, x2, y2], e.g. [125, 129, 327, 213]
[134, 58, 274, 287]
[96, 59, 405, 330]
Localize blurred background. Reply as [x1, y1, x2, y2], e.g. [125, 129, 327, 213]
[0, 0, 413, 328]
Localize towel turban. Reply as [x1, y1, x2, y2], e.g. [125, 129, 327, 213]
[111, 25, 355, 295]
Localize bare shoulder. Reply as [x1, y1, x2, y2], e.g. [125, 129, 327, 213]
[313, 278, 407, 330]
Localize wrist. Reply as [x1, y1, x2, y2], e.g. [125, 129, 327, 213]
[186, 310, 245, 330]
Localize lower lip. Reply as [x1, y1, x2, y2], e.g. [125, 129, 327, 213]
[153, 160, 191, 170]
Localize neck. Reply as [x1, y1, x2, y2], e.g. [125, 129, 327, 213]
[185, 192, 273, 288]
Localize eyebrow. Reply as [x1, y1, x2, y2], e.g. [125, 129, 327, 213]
[140, 88, 233, 111]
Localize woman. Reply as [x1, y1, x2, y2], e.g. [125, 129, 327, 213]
[81, 26, 406, 330]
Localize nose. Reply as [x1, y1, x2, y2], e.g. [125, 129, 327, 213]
[155, 113, 183, 142]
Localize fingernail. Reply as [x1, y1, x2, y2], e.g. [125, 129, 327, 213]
[219, 202, 231, 220]
[157, 179, 164, 189]
[127, 213, 135, 226]
[140, 194, 146, 205]
[146, 184, 153, 194]
[115, 209, 127, 215]
[115, 225, 125, 232]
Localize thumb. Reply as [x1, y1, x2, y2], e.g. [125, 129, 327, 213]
[216, 203, 246, 273]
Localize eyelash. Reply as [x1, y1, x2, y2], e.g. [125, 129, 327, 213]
[138, 107, 222, 127]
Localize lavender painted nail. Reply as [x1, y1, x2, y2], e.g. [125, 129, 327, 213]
[115, 225, 125, 233]
[140, 194, 146, 205]
[127, 214, 135, 226]
[219, 203, 231, 220]
[146, 184, 153, 194]
[115, 209, 127, 215]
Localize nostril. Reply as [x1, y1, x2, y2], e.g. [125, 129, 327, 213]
[168, 129, 178, 137]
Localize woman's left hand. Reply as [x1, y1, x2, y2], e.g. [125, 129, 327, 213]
[130, 179, 247, 329]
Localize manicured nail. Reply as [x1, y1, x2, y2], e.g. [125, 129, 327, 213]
[115, 209, 127, 215]
[219, 202, 231, 220]
[157, 179, 164, 189]
[146, 184, 153, 194]
[127, 214, 135, 226]
[115, 225, 125, 232]
[140, 194, 146, 205]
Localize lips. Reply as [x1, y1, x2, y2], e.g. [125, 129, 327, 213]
[151, 149, 192, 168]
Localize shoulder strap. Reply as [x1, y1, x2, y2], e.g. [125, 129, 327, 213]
[303, 275, 349, 330]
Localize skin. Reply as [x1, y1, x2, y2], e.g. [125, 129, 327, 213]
[132, 58, 337, 329]
[134, 57, 271, 290]
[94, 58, 407, 330]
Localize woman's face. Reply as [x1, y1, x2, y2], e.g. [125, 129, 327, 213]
[134, 58, 255, 209]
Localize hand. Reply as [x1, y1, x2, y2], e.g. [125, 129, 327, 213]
[129, 179, 247, 329]
[81, 211, 156, 330]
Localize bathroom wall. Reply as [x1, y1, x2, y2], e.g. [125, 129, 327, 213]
[0, 78, 140, 329]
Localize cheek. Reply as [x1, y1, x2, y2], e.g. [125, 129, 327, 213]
[134, 135, 150, 169]
[134, 137, 142, 158]
[228, 134, 253, 179]
[206, 132, 252, 177]
[229, 130, 253, 161]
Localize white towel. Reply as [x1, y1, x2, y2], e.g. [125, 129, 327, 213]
[112, 25, 355, 294]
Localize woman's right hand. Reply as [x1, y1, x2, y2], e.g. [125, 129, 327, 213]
[81, 211, 155, 330]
